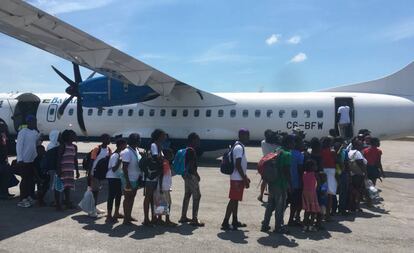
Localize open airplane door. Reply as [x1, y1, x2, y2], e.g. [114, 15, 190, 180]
[335, 97, 354, 138]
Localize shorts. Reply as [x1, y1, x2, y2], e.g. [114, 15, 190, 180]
[229, 180, 245, 201]
[324, 168, 337, 195]
[288, 188, 302, 208]
[144, 181, 158, 196]
[90, 177, 102, 192]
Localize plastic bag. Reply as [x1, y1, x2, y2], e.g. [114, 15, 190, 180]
[365, 179, 379, 200]
[153, 187, 170, 216]
[54, 175, 64, 192]
[78, 188, 97, 215]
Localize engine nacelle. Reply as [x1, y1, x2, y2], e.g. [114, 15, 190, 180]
[79, 77, 159, 107]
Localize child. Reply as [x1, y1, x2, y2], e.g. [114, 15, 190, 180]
[302, 160, 321, 232]
[158, 148, 176, 226]
[363, 138, 384, 186]
[34, 145, 48, 206]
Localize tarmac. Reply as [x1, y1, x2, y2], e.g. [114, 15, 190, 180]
[1, 140, 414, 253]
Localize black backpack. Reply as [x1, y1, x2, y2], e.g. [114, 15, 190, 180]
[139, 150, 162, 180]
[94, 155, 110, 180]
[220, 142, 244, 175]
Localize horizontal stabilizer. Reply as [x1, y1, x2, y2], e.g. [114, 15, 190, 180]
[322, 61, 414, 96]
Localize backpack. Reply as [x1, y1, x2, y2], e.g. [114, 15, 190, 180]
[172, 148, 188, 176]
[220, 142, 244, 175]
[82, 151, 95, 175]
[259, 151, 281, 183]
[94, 155, 110, 180]
[139, 150, 162, 180]
[257, 151, 280, 176]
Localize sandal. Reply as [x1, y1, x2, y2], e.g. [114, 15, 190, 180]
[232, 221, 247, 228]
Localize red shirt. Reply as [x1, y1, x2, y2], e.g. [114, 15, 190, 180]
[363, 147, 382, 166]
[321, 148, 336, 168]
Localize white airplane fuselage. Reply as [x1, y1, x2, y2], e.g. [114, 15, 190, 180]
[1, 91, 413, 151]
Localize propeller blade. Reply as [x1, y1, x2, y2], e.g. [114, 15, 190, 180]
[57, 95, 74, 119]
[76, 98, 87, 134]
[73, 63, 82, 84]
[51, 66, 77, 87]
[86, 71, 96, 80]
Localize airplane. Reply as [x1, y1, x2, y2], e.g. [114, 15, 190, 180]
[0, 0, 413, 153]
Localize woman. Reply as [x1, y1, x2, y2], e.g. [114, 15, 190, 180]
[320, 137, 337, 221]
[348, 138, 367, 212]
[55, 130, 79, 210]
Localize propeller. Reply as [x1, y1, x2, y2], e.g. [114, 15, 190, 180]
[51, 63, 87, 134]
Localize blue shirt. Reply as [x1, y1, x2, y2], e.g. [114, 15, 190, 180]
[290, 149, 304, 189]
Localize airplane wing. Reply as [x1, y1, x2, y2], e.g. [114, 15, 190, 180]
[0, 0, 234, 104]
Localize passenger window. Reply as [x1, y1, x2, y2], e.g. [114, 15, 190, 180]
[230, 109, 236, 118]
[128, 109, 133, 117]
[183, 109, 188, 117]
[255, 110, 261, 118]
[98, 109, 103, 116]
[172, 109, 177, 117]
[218, 109, 224, 117]
[149, 109, 155, 117]
[87, 109, 93, 116]
[291, 110, 298, 118]
[206, 110, 211, 117]
[160, 109, 166, 117]
[304, 110, 310, 118]
[317, 110, 324, 118]
[107, 109, 113, 116]
[68, 108, 74, 116]
[243, 110, 248, 118]
[266, 110, 273, 118]
[194, 109, 200, 117]
[49, 108, 55, 115]
[118, 109, 123, 116]
[138, 109, 144, 117]
[279, 110, 285, 118]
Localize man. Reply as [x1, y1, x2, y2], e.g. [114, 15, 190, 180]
[221, 129, 251, 230]
[120, 133, 142, 225]
[0, 121, 14, 200]
[337, 104, 351, 139]
[179, 133, 204, 227]
[261, 135, 293, 234]
[16, 115, 40, 208]
[287, 136, 304, 226]
[89, 134, 112, 215]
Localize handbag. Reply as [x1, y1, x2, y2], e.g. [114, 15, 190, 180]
[54, 174, 64, 192]
[78, 189, 97, 215]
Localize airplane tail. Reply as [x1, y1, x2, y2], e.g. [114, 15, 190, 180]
[322, 61, 414, 96]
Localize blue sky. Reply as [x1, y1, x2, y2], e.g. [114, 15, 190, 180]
[0, 0, 413, 93]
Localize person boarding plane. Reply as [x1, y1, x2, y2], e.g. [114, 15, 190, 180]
[0, 0, 413, 153]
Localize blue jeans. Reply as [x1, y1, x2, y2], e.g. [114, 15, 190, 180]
[339, 171, 349, 212]
[262, 185, 287, 229]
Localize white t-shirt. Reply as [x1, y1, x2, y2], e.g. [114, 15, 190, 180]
[106, 152, 121, 179]
[337, 106, 351, 124]
[261, 140, 279, 156]
[120, 147, 142, 181]
[92, 147, 110, 174]
[230, 142, 247, 181]
[348, 150, 367, 165]
[16, 128, 40, 163]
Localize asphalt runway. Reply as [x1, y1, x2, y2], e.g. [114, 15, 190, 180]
[1, 140, 413, 253]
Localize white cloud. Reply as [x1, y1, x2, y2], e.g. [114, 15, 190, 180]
[26, 0, 115, 15]
[289, 52, 307, 63]
[287, 35, 301, 44]
[265, 34, 280, 45]
[192, 42, 247, 63]
[382, 19, 414, 41]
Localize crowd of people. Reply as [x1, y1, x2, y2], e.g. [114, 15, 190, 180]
[257, 127, 384, 233]
[0, 114, 384, 235]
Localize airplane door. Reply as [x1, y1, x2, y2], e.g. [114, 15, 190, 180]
[335, 97, 354, 138]
[47, 104, 58, 122]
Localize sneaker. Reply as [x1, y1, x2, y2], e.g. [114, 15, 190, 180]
[88, 212, 98, 218]
[221, 223, 234, 231]
[27, 196, 36, 205]
[261, 225, 271, 232]
[232, 221, 247, 228]
[274, 226, 290, 234]
[96, 208, 106, 214]
[17, 199, 31, 208]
